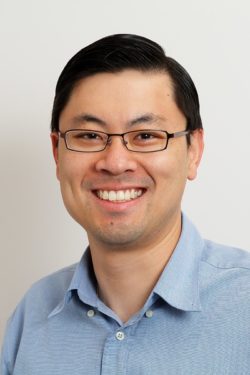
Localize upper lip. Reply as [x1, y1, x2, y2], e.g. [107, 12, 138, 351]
[92, 186, 145, 191]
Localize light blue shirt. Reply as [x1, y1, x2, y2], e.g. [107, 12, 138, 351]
[1, 214, 250, 374]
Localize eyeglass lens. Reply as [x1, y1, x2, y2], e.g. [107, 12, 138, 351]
[65, 130, 168, 152]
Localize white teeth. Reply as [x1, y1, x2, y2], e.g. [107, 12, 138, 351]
[97, 189, 143, 202]
[108, 191, 116, 201]
[124, 190, 131, 200]
[103, 191, 109, 200]
[130, 189, 135, 199]
[116, 190, 125, 201]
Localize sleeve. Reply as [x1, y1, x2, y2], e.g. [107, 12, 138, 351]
[0, 299, 26, 375]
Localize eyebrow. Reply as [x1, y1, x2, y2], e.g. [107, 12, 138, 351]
[71, 113, 107, 126]
[70, 112, 166, 128]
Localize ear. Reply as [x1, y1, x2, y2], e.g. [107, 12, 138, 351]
[50, 132, 60, 180]
[187, 129, 204, 181]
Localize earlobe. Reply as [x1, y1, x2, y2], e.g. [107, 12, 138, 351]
[50, 133, 60, 180]
[187, 129, 204, 181]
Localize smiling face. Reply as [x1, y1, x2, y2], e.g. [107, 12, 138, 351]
[51, 70, 203, 250]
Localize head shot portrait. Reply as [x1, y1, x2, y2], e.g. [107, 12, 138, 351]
[1, 26, 250, 375]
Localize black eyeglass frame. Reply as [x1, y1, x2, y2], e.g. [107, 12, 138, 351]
[58, 129, 191, 153]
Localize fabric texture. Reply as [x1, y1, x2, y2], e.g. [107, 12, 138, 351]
[1, 214, 250, 374]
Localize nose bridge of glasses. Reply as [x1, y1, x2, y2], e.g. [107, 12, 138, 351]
[107, 133, 128, 147]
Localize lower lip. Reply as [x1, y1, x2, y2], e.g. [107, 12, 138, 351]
[91, 191, 145, 212]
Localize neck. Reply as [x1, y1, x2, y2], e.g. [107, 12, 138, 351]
[89, 212, 182, 323]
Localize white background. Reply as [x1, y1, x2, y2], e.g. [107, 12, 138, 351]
[1, 0, 250, 345]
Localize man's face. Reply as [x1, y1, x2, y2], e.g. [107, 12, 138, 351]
[51, 70, 203, 249]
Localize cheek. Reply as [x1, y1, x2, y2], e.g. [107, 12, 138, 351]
[149, 152, 189, 208]
[57, 155, 90, 219]
[57, 155, 88, 202]
[58, 152, 87, 181]
[148, 150, 188, 183]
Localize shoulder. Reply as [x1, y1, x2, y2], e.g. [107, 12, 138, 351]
[28, 263, 77, 296]
[5, 263, 77, 335]
[200, 240, 250, 307]
[20, 263, 77, 316]
[202, 240, 250, 270]
[1, 263, 77, 373]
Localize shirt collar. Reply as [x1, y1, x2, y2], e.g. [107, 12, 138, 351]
[69, 249, 98, 306]
[49, 213, 203, 318]
[48, 250, 97, 318]
[154, 213, 203, 311]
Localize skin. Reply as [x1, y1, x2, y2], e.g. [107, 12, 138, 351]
[51, 70, 204, 322]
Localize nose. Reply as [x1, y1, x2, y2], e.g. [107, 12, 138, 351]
[95, 135, 137, 175]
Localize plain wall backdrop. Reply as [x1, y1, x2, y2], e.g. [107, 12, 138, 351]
[1, 0, 250, 345]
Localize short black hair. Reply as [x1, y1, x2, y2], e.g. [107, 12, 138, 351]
[51, 34, 202, 135]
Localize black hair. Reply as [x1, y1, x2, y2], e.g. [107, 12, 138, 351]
[51, 34, 202, 135]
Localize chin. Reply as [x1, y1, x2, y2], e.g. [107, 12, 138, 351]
[88, 224, 145, 248]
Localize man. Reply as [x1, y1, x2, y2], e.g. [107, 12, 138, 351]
[1, 34, 250, 374]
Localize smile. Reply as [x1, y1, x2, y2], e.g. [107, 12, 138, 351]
[96, 189, 143, 202]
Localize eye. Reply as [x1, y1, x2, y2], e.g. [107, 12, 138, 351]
[137, 132, 155, 140]
[134, 131, 164, 141]
[75, 132, 101, 140]
[70, 131, 107, 144]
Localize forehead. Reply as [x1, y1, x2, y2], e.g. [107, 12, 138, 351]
[59, 70, 185, 130]
[71, 69, 175, 102]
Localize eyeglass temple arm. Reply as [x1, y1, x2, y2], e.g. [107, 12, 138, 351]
[58, 131, 66, 139]
[168, 130, 191, 139]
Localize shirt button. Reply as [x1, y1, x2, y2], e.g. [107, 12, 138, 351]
[145, 309, 153, 318]
[87, 309, 95, 318]
[116, 331, 125, 341]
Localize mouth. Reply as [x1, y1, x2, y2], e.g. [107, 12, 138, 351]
[95, 188, 144, 202]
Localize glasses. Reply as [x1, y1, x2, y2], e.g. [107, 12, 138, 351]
[58, 129, 190, 153]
